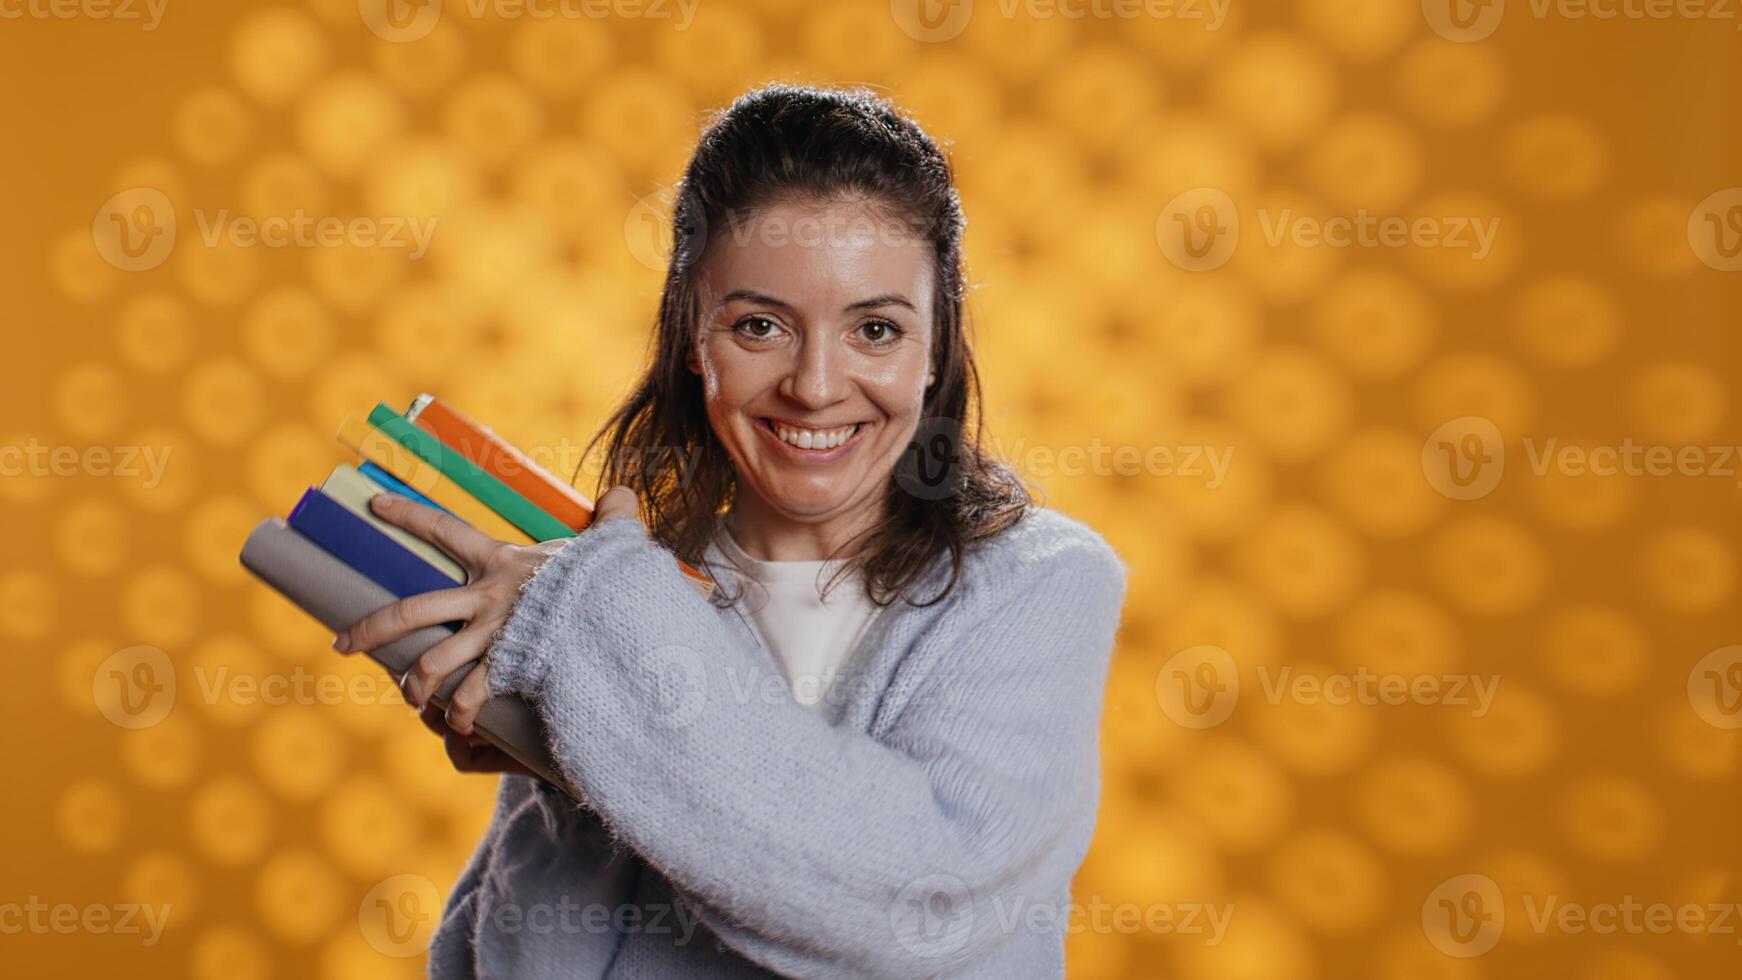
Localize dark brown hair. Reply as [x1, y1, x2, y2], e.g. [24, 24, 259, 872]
[586, 84, 1029, 606]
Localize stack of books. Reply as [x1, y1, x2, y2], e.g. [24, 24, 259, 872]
[238, 395, 710, 788]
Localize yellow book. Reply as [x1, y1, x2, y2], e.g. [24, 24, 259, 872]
[336, 416, 535, 546]
[321, 464, 467, 583]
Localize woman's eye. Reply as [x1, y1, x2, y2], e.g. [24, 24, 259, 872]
[734, 316, 781, 340]
[858, 319, 902, 344]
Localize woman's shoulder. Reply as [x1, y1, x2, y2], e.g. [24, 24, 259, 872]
[958, 505, 1127, 600]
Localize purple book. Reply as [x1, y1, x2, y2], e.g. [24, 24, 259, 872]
[287, 487, 459, 599]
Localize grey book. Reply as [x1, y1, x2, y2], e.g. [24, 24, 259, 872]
[239, 517, 561, 789]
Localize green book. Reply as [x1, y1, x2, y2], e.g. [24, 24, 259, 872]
[365, 404, 574, 542]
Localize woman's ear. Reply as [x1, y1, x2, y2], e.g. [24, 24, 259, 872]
[682, 332, 703, 374]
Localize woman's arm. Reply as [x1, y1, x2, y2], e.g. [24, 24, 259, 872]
[486, 510, 1127, 977]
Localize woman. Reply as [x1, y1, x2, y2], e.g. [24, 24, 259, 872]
[336, 85, 1127, 978]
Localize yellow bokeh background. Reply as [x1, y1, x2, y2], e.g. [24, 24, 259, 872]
[3, 0, 1740, 976]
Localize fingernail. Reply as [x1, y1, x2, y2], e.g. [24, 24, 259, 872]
[333, 631, 350, 651]
[368, 494, 388, 512]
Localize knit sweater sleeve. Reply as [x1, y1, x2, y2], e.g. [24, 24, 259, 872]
[485, 512, 1127, 977]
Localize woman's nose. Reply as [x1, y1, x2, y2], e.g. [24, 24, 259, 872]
[780, 339, 846, 409]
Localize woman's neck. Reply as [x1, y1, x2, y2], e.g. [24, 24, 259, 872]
[725, 491, 884, 562]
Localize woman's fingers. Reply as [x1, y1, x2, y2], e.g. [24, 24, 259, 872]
[444, 657, 492, 736]
[398, 625, 492, 708]
[592, 485, 641, 525]
[335, 587, 477, 654]
[423, 697, 532, 776]
[417, 701, 451, 737]
[443, 730, 532, 776]
[368, 493, 500, 571]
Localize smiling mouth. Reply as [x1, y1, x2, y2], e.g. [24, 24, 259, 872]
[758, 417, 865, 453]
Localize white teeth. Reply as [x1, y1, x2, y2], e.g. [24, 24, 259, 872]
[772, 422, 856, 450]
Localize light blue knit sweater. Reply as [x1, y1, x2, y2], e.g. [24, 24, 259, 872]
[428, 507, 1127, 978]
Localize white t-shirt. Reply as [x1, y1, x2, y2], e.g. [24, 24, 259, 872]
[707, 531, 882, 709]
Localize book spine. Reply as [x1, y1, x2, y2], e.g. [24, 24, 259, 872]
[321, 464, 465, 583]
[357, 461, 447, 513]
[406, 394, 596, 532]
[337, 416, 533, 545]
[238, 518, 560, 789]
[367, 404, 572, 542]
[288, 488, 461, 598]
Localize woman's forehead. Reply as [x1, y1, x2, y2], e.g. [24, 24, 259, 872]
[699, 200, 935, 315]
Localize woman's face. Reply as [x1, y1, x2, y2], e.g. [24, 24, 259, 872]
[690, 196, 935, 528]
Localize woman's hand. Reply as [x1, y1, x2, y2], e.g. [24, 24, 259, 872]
[332, 486, 641, 737]
[417, 702, 534, 777]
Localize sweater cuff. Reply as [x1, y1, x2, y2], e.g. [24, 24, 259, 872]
[486, 518, 651, 698]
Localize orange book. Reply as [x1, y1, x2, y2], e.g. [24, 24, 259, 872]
[407, 394, 596, 532]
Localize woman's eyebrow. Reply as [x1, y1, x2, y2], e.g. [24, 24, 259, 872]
[718, 289, 916, 314]
[844, 293, 916, 313]
[719, 288, 795, 310]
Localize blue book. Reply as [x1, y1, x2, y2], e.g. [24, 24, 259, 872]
[287, 488, 458, 599]
[357, 461, 448, 513]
